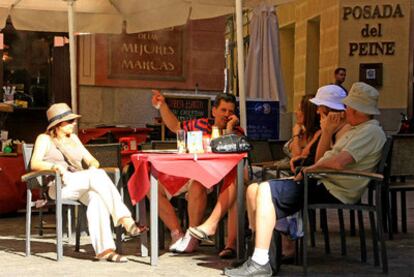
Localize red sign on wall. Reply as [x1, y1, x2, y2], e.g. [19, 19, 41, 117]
[107, 28, 185, 81]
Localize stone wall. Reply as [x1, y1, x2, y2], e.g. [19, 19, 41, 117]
[277, 0, 413, 133]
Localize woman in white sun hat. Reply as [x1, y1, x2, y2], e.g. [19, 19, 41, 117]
[30, 103, 148, 263]
[309, 84, 352, 162]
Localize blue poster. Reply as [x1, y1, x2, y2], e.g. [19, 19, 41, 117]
[245, 101, 279, 140]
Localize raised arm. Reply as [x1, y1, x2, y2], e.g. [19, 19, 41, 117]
[289, 123, 305, 157]
[152, 90, 181, 133]
[315, 112, 347, 161]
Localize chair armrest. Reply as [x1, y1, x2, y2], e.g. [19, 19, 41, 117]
[251, 161, 275, 167]
[262, 163, 291, 171]
[101, 167, 120, 175]
[305, 168, 383, 182]
[21, 170, 57, 182]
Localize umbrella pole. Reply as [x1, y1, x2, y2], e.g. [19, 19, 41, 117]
[235, 0, 247, 134]
[67, 0, 77, 114]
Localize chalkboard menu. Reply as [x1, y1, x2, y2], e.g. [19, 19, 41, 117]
[164, 96, 211, 139]
[165, 96, 211, 122]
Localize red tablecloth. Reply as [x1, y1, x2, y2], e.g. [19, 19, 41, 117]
[79, 127, 152, 145]
[0, 155, 29, 214]
[127, 153, 246, 205]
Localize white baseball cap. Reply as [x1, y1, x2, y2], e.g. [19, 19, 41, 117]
[309, 85, 347, 110]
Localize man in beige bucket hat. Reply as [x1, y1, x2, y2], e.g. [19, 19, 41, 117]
[343, 82, 380, 115]
[304, 82, 386, 204]
[224, 82, 387, 276]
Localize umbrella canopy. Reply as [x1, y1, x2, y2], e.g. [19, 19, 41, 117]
[245, 3, 286, 111]
[0, 0, 294, 33]
[0, 0, 294, 129]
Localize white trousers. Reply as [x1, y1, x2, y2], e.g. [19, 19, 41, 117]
[49, 168, 131, 255]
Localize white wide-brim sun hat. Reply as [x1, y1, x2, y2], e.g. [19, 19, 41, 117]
[46, 103, 81, 131]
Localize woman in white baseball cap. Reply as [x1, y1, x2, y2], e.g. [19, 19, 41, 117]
[309, 85, 352, 161]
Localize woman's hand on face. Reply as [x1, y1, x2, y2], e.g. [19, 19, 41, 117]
[321, 112, 343, 135]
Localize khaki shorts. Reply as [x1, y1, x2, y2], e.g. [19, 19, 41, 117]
[163, 179, 213, 200]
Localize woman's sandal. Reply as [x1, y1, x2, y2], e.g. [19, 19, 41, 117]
[188, 227, 214, 244]
[218, 247, 236, 259]
[96, 250, 128, 263]
[126, 224, 149, 237]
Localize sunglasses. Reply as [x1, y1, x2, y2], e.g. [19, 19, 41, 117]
[65, 119, 76, 124]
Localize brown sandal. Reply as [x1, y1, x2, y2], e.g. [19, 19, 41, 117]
[96, 250, 128, 263]
[126, 224, 149, 237]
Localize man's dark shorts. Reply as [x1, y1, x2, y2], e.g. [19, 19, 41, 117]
[268, 178, 341, 219]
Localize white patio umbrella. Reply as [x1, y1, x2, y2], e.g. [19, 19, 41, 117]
[0, 0, 294, 130]
[245, 3, 286, 111]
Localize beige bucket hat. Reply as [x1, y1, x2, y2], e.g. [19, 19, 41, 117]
[342, 82, 380, 115]
[46, 103, 81, 131]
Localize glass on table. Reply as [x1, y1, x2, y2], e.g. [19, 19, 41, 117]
[203, 135, 212, 153]
[211, 126, 221, 140]
[177, 129, 186, 154]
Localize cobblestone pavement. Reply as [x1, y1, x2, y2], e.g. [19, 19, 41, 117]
[0, 199, 413, 276]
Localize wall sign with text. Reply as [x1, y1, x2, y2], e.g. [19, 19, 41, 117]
[343, 4, 404, 57]
[245, 101, 279, 140]
[108, 28, 185, 81]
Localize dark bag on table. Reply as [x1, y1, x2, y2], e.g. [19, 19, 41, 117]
[211, 134, 252, 153]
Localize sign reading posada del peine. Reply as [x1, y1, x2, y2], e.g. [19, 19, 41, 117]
[108, 28, 185, 81]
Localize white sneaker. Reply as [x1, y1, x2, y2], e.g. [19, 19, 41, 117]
[175, 230, 199, 253]
[169, 236, 183, 252]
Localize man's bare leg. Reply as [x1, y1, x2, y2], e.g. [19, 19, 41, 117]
[187, 181, 207, 227]
[255, 182, 276, 249]
[193, 181, 237, 235]
[224, 182, 275, 276]
[147, 183, 182, 236]
[246, 183, 259, 231]
[224, 200, 237, 250]
[174, 181, 207, 253]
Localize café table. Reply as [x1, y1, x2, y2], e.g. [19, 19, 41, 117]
[127, 151, 247, 266]
[0, 154, 39, 214]
[78, 127, 152, 145]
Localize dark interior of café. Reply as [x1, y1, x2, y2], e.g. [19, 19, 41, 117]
[1, 19, 71, 143]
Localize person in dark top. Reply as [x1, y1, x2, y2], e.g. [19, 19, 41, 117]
[151, 90, 243, 254]
[334, 67, 348, 94]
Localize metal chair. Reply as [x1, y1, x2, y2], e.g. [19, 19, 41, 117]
[22, 143, 81, 261]
[302, 137, 392, 274]
[388, 134, 414, 234]
[22, 143, 123, 261]
[249, 140, 290, 180]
